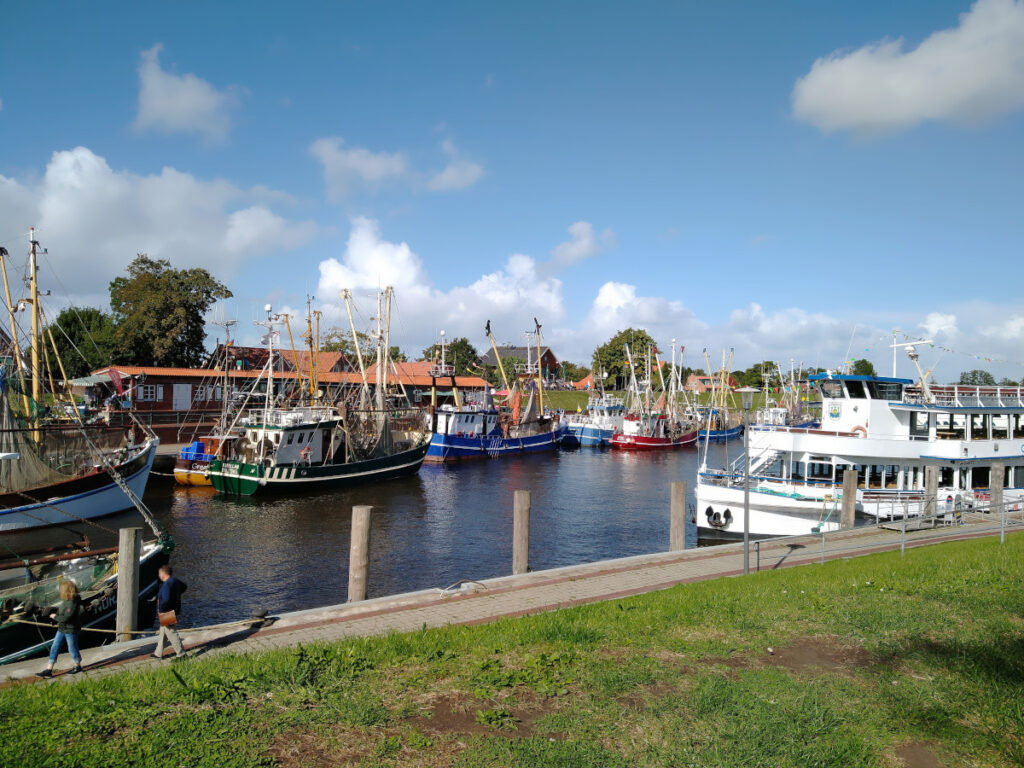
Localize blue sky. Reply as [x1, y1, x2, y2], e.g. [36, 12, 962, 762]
[1, 0, 1022, 380]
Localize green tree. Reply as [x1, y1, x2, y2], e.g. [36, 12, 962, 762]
[389, 346, 407, 363]
[109, 255, 232, 367]
[998, 377, 1018, 386]
[958, 369, 996, 386]
[560, 361, 591, 382]
[421, 337, 480, 376]
[592, 328, 658, 389]
[49, 307, 118, 379]
[850, 358, 876, 376]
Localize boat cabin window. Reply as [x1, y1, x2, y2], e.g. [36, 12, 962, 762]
[1014, 415, 1024, 439]
[856, 464, 866, 489]
[808, 461, 832, 481]
[970, 414, 989, 441]
[819, 380, 844, 399]
[910, 412, 930, 440]
[935, 413, 966, 440]
[973, 467, 991, 489]
[991, 414, 1010, 440]
[845, 380, 867, 399]
[958, 467, 970, 490]
[940, 467, 954, 488]
[867, 381, 903, 400]
[885, 465, 900, 489]
[286, 433, 295, 445]
[1012, 466, 1024, 488]
[868, 464, 884, 489]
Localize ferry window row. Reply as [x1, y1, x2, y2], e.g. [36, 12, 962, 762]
[819, 380, 904, 400]
[787, 462, 1024, 489]
[925, 413, 1024, 440]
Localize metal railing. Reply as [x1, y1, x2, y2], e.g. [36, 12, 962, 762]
[751, 499, 1024, 572]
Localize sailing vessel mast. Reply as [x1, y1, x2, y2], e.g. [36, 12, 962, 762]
[341, 289, 370, 410]
[28, 229, 42, 439]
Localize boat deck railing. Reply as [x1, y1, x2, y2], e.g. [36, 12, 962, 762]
[904, 385, 1024, 408]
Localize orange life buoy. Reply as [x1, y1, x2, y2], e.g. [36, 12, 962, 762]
[851, 425, 867, 438]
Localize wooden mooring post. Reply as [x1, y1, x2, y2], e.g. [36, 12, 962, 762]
[115, 527, 142, 643]
[991, 463, 1005, 542]
[670, 481, 686, 552]
[348, 505, 372, 602]
[840, 469, 857, 529]
[925, 466, 938, 518]
[513, 490, 531, 575]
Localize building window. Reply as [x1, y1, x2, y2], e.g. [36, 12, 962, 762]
[138, 384, 163, 401]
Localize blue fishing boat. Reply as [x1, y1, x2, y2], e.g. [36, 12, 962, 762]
[425, 319, 565, 463]
[561, 393, 625, 448]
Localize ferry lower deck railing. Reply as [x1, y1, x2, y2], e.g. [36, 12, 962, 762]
[751, 500, 1024, 572]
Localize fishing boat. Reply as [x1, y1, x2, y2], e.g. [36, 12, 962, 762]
[751, 360, 819, 431]
[424, 320, 565, 462]
[610, 341, 699, 451]
[0, 234, 159, 534]
[208, 289, 431, 496]
[695, 344, 1024, 541]
[561, 391, 625, 448]
[697, 349, 743, 442]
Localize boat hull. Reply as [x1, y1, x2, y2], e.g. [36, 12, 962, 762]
[173, 456, 212, 486]
[610, 429, 699, 451]
[561, 424, 613, 448]
[0, 541, 169, 665]
[208, 440, 430, 496]
[424, 427, 564, 462]
[698, 425, 743, 442]
[0, 440, 159, 534]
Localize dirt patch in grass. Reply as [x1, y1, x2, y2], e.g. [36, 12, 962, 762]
[616, 680, 680, 709]
[408, 691, 561, 739]
[706, 635, 877, 676]
[894, 740, 944, 768]
[269, 729, 371, 768]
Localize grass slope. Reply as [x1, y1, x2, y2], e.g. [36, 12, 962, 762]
[2, 535, 1022, 767]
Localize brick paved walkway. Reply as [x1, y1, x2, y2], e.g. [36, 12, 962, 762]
[5, 511, 1020, 685]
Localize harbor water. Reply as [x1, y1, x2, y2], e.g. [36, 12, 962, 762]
[102, 442, 738, 628]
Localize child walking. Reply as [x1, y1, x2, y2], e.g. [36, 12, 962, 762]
[38, 580, 85, 677]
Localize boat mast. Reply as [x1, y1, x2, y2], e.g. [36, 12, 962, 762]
[341, 289, 370, 409]
[533, 317, 544, 413]
[27, 229, 42, 438]
[382, 287, 392, 411]
[485, 320, 511, 396]
[212, 317, 236, 438]
[254, 304, 279, 423]
[0, 246, 30, 417]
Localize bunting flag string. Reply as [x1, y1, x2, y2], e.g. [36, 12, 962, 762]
[850, 330, 1021, 369]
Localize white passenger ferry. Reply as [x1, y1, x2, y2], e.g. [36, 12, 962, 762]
[696, 370, 1024, 540]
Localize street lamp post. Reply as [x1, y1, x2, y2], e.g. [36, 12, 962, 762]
[736, 387, 759, 575]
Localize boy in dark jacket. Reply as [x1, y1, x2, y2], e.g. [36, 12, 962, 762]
[38, 580, 85, 677]
[154, 564, 187, 658]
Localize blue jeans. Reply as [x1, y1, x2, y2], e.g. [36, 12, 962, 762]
[48, 631, 82, 664]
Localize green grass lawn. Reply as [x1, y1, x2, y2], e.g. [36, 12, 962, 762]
[3, 535, 1022, 767]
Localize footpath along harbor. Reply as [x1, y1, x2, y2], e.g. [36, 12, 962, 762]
[5, 490, 1020, 684]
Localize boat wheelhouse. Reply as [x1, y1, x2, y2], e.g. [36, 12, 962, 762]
[561, 393, 625, 447]
[696, 372, 1024, 541]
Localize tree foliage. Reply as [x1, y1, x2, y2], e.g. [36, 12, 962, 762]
[421, 337, 480, 376]
[109, 255, 232, 367]
[958, 369, 996, 386]
[48, 307, 118, 379]
[850, 358, 876, 376]
[560, 361, 591, 382]
[592, 328, 658, 388]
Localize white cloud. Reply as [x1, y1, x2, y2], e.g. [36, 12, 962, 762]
[316, 217, 564, 352]
[0, 146, 316, 305]
[981, 314, 1024, 340]
[427, 140, 484, 191]
[792, 0, 1024, 135]
[309, 137, 407, 201]
[919, 312, 959, 337]
[134, 44, 237, 142]
[546, 222, 615, 272]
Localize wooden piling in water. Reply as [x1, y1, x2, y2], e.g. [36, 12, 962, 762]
[670, 481, 686, 551]
[115, 527, 141, 643]
[513, 490, 530, 575]
[348, 505, 372, 602]
[840, 470, 857, 529]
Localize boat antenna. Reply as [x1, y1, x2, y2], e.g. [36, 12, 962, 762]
[841, 324, 858, 374]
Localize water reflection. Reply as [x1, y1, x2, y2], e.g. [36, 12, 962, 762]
[133, 441, 740, 626]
